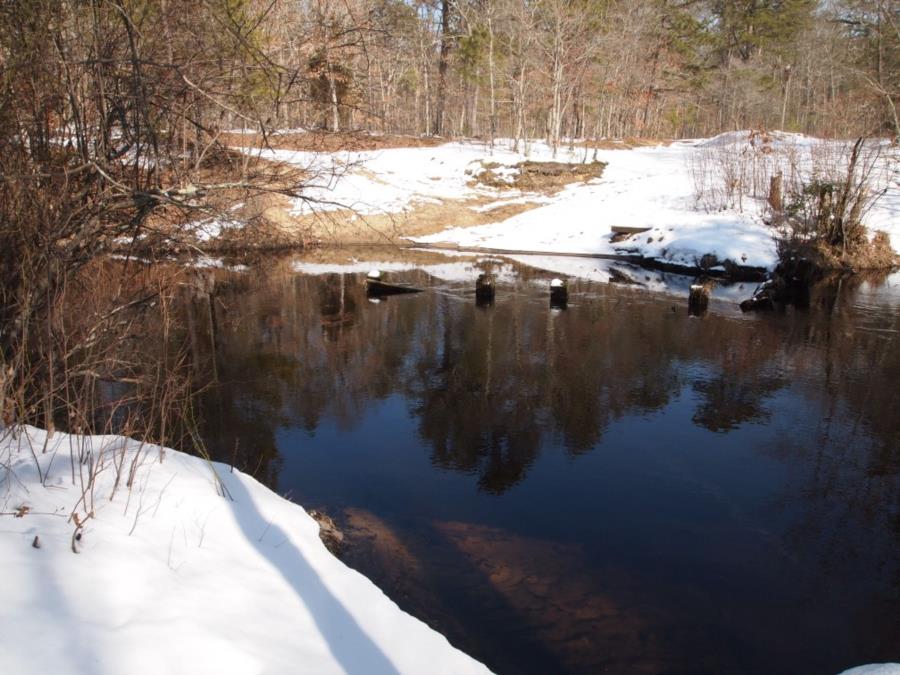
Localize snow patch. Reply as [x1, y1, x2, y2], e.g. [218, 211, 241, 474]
[0, 426, 490, 675]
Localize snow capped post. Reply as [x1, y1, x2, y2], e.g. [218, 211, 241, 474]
[475, 273, 495, 306]
[688, 280, 712, 316]
[550, 278, 568, 308]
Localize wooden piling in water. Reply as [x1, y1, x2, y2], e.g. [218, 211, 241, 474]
[688, 282, 711, 316]
[476, 273, 495, 302]
[550, 278, 568, 308]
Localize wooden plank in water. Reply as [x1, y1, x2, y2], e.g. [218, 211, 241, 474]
[365, 279, 423, 296]
[610, 225, 653, 234]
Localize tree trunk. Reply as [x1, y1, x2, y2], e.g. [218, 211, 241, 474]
[434, 0, 452, 136]
[328, 68, 341, 132]
[487, 13, 496, 150]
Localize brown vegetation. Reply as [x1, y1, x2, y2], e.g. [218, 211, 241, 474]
[220, 130, 446, 152]
[799, 230, 898, 271]
[473, 159, 605, 191]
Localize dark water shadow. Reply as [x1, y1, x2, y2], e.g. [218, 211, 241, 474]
[220, 471, 401, 675]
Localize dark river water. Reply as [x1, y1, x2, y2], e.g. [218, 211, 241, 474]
[189, 250, 899, 675]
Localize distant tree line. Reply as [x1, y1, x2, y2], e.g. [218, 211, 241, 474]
[266, 0, 898, 147]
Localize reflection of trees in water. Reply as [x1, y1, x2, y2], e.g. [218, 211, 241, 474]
[183, 260, 900, 667]
[191, 262, 899, 511]
[691, 375, 781, 432]
[411, 296, 541, 494]
[767, 275, 900, 602]
[408, 287, 704, 492]
[194, 263, 434, 485]
[689, 334, 786, 433]
[318, 273, 356, 342]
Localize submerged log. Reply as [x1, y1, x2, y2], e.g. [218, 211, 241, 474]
[739, 256, 816, 312]
[365, 279, 422, 296]
[739, 292, 775, 312]
[550, 278, 568, 308]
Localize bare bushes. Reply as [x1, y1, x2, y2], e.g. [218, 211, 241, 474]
[689, 130, 804, 213]
[0, 258, 196, 447]
[0, 0, 293, 521]
[782, 139, 886, 247]
[689, 130, 895, 269]
[0, 258, 200, 545]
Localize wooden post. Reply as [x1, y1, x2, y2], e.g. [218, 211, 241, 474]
[688, 282, 710, 316]
[476, 273, 495, 305]
[550, 278, 568, 308]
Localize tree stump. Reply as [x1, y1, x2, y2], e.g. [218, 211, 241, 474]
[768, 172, 783, 213]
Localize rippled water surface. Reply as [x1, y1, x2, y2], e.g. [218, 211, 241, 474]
[191, 251, 900, 675]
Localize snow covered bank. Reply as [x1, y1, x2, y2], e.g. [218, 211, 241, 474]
[239, 132, 898, 273]
[414, 140, 777, 269]
[258, 141, 584, 218]
[414, 134, 898, 271]
[0, 427, 490, 675]
[838, 666, 900, 675]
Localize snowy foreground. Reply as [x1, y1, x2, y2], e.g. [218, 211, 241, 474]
[0, 427, 490, 675]
[256, 132, 899, 272]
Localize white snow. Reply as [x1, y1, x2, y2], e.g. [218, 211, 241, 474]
[240, 133, 898, 273]
[838, 666, 900, 675]
[412, 135, 897, 271]
[0, 426, 490, 675]
[414, 139, 779, 269]
[254, 140, 594, 218]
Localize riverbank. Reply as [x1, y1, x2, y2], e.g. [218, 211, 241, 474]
[176, 130, 898, 279]
[0, 426, 490, 675]
[410, 133, 898, 275]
